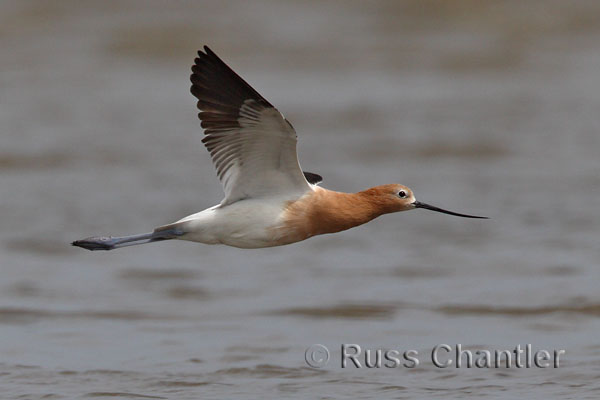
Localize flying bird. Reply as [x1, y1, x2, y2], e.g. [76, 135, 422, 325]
[73, 46, 487, 251]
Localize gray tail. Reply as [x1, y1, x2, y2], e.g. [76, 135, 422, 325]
[72, 228, 183, 251]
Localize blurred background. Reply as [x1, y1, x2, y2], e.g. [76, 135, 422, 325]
[1, 0, 599, 398]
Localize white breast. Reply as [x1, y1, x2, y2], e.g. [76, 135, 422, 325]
[174, 197, 296, 248]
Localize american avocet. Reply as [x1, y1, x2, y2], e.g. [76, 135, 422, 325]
[73, 46, 487, 251]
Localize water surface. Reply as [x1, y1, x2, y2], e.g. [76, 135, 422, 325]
[1, 1, 600, 398]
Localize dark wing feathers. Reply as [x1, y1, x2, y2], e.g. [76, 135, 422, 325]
[191, 46, 272, 134]
[302, 172, 323, 185]
[190, 46, 321, 202]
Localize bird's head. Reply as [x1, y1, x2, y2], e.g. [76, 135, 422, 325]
[363, 184, 488, 219]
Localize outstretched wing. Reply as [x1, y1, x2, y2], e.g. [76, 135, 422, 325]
[191, 46, 311, 205]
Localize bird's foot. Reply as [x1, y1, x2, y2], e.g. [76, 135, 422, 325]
[72, 236, 116, 251]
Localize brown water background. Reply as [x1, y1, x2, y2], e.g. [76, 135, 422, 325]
[1, 1, 600, 398]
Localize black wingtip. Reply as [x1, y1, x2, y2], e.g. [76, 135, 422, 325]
[303, 171, 323, 185]
[190, 44, 273, 125]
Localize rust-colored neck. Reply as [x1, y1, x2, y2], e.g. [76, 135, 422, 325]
[279, 187, 400, 243]
[305, 189, 383, 235]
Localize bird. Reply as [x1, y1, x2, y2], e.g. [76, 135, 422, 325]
[72, 46, 487, 251]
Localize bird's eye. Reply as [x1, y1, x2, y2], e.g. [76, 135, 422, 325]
[398, 190, 407, 198]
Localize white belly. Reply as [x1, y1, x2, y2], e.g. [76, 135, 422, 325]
[173, 198, 290, 248]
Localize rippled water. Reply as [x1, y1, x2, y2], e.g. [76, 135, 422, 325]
[2, 0, 600, 398]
